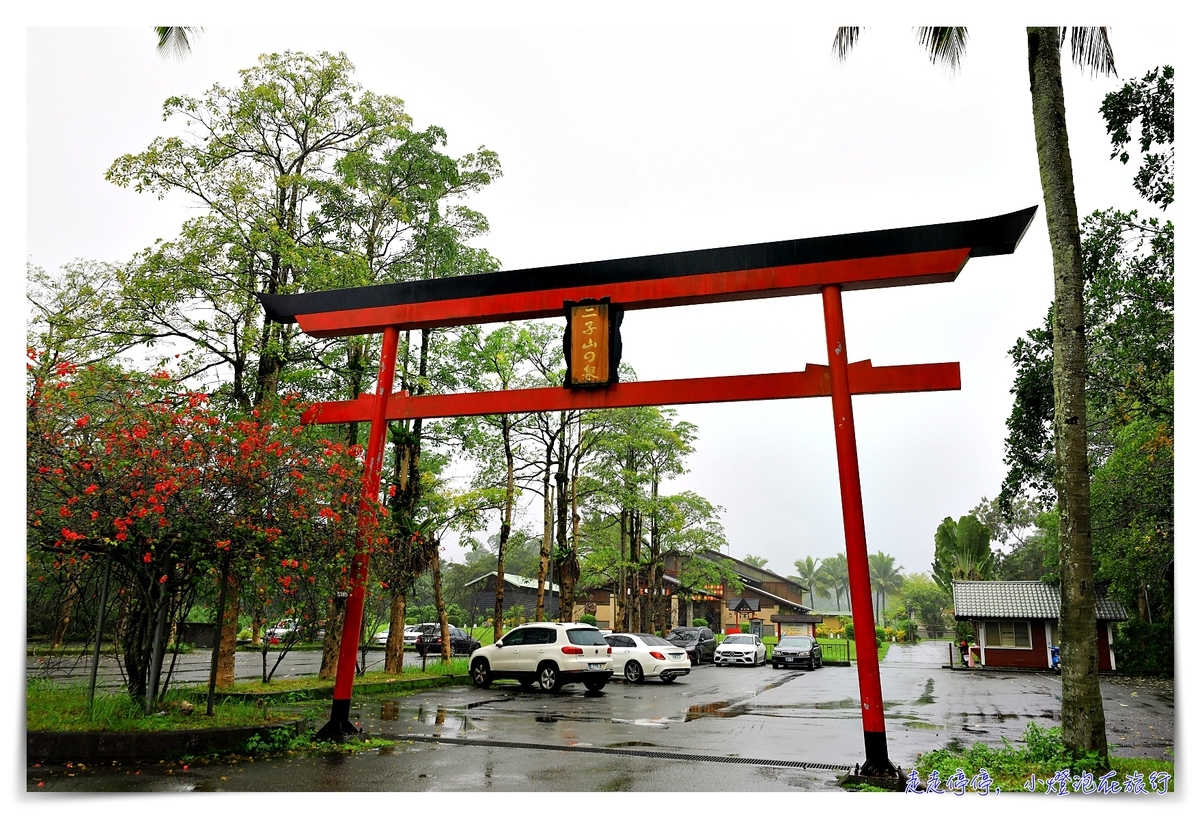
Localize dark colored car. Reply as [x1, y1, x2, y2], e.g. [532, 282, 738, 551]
[415, 624, 482, 657]
[665, 626, 716, 665]
[771, 635, 822, 669]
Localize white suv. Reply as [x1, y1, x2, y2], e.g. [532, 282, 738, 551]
[469, 622, 613, 692]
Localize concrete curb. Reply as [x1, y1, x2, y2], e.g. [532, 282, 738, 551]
[28, 718, 307, 764]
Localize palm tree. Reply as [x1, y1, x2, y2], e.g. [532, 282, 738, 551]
[791, 556, 821, 607]
[868, 551, 904, 618]
[834, 26, 1113, 758]
[743, 554, 770, 568]
[154, 27, 203, 60]
[817, 554, 850, 613]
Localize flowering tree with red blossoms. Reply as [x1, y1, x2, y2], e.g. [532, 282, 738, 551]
[27, 350, 378, 704]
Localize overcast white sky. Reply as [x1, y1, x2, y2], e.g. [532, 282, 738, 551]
[20, 15, 1181, 585]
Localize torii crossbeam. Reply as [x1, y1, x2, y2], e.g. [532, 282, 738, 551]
[259, 206, 1036, 775]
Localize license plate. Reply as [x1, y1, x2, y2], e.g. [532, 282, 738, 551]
[588, 663, 603, 670]
[670, 652, 685, 659]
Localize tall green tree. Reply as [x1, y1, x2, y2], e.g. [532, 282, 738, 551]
[931, 514, 994, 593]
[791, 556, 821, 607]
[451, 324, 541, 641]
[897, 574, 952, 637]
[867, 551, 904, 618]
[743, 554, 769, 568]
[1100, 65, 1173, 207]
[1001, 66, 1173, 630]
[816, 553, 850, 613]
[836, 25, 1116, 757]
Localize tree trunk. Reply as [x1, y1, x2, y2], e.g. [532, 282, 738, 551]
[214, 573, 239, 689]
[1028, 26, 1106, 758]
[494, 417, 515, 641]
[319, 592, 346, 680]
[536, 439, 554, 621]
[432, 544, 451, 663]
[50, 568, 81, 648]
[384, 590, 407, 673]
[554, 428, 574, 620]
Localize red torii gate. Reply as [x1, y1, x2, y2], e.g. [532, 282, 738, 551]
[259, 206, 1036, 775]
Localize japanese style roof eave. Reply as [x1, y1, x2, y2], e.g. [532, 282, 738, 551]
[257, 207, 1038, 336]
[951, 580, 1128, 621]
[463, 571, 559, 593]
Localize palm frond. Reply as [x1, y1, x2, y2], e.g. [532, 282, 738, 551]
[832, 27, 862, 61]
[916, 27, 969, 71]
[1064, 27, 1116, 76]
[155, 27, 203, 61]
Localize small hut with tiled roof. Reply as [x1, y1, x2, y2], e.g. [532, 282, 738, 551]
[952, 581, 1128, 671]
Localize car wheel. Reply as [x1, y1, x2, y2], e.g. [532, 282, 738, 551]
[690, 652, 698, 666]
[584, 679, 607, 692]
[537, 663, 563, 692]
[624, 661, 644, 684]
[772, 663, 779, 669]
[470, 659, 491, 688]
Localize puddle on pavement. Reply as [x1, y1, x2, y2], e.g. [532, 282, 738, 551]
[683, 700, 756, 721]
[607, 741, 660, 748]
[534, 713, 610, 725]
[916, 678, 936, 705]
[899, 719, 943, 730]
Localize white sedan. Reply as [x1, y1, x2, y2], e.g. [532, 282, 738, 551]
[605, 633, 691, 683]
[714, 633, 767, 666]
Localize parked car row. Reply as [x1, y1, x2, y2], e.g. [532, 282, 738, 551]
[342, 618, 825, 676]
[466, 622, 825, 695]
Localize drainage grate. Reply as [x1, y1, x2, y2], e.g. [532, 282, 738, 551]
[398, 734, 851, 772]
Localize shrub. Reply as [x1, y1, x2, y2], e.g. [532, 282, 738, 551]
[1113, 619, 1173, 677]
[578, 614, 598, 626]
[692, 618, 708, 627]
[739, 622, 750, 633]
[875, 627, 887, 647]
[844, 622, 854, 640]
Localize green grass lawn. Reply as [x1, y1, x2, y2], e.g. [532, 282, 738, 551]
[27, 657, 468, 733]
[915, 723, 1174, 793]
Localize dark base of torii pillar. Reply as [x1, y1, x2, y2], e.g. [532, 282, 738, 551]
[316, 699, 361, 740]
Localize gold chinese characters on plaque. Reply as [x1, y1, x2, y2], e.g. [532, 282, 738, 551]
[567, 302, 610, 387]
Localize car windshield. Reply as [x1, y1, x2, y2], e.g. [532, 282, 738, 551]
[723, 635, 754, 645]
[636, 634, 672, 647]
[778, 637, 814, 648]
[566, 628, 607, 646]
[667, 629, 698, 641]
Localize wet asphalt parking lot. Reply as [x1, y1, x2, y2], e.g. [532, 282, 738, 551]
[28, 639, 1173, 792]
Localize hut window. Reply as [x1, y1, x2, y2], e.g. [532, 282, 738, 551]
[983, 620, 1031, 648]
